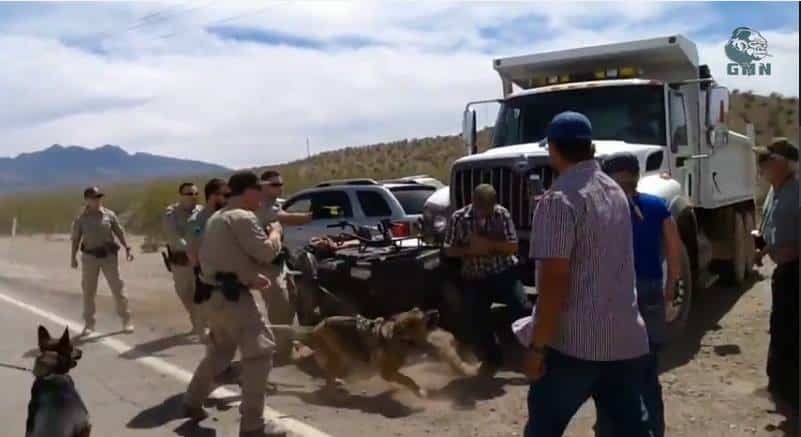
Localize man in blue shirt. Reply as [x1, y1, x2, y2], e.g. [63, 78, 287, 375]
[597, 153, 683, 437]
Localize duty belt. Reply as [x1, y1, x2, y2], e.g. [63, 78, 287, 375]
[195, 272, 247, 303]
[80, 242, 119, 258]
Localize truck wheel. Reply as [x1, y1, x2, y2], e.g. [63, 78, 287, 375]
[666, 244, 693, 341]
[732, 210, 753, 285]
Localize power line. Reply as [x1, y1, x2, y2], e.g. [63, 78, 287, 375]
[157, 2, 282, 40]
[95, 0, 216, 41]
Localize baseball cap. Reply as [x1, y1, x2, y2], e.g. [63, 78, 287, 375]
[547, 111, 593, 142]
[228, 171, 262, 196]
[472, 184, 497, 208]
[754, 138, 799, 162]
[83, 186, 104, 199]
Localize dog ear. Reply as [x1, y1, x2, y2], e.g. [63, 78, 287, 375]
[57, 328, 72, 352]
[38, 325, 51, 350]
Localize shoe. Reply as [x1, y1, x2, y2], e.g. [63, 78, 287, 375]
[181, 403, 209, 421]
[122, 319, 135, 333]
[81, 324, 95, 336]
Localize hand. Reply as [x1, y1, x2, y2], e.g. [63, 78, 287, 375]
[125, 247, 135, 262]
[252, 274, 272, 290]
[522, 349, 547, 382]
[469, 235, 494, 255]
[267, 222, 283, 237]
[71, 258, 78, 269]
[754, 249, 765, 267]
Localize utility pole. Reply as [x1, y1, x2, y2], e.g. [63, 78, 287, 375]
[306, 137, 310, 159]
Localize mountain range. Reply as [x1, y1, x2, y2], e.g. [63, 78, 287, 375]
[0, 144, 230, 194]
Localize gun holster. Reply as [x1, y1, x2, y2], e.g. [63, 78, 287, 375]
[81, 243, 108, 258]
[194, 266, 212, 303]
[166, 246, 189, 267]
[215, 272, 247, 302]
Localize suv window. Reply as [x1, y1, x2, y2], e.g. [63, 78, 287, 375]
[389, 186, 436, 215]
[357, 191, 392, 217]
[284, 195, 311, 213]
[285, 191, 353, 219]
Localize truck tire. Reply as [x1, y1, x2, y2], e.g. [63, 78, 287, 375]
[732, 210, 754, 285]
[666, 243, 693, 341]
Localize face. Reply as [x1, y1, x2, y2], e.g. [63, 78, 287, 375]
[241, 185, 263, 211]
[758, 155, 790, 183]
[210, 184, 231, 210]
[180, 185, 199, 208]
[262, 176, 284, 200]
[391, 308, 439, 344]
[35, 326, 81, 377]
[547, 141, 568, 173]
[85, 196, 102, 209]
[610, 171, 639, 196]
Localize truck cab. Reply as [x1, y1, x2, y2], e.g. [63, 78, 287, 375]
[424, 35, 757, 338]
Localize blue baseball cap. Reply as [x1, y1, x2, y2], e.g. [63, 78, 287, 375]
[547, 111, 593, 142]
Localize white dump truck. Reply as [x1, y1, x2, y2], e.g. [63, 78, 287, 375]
[422, 35, 757, 338]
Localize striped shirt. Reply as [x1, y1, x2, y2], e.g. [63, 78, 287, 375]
[444, 204, 519, 279]
[515, 160, 649, 361]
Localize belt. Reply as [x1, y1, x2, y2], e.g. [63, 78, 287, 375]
[195, 272, 247, 303]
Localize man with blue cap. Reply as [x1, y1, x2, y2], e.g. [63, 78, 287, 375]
[514, 111, 652, 436]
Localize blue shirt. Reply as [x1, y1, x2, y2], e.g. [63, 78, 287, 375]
[631, 193, 671, 281]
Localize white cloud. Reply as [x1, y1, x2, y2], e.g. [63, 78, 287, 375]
[0, 2, 797, 168]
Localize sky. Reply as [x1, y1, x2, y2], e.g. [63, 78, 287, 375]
[0, 1, 798, 167]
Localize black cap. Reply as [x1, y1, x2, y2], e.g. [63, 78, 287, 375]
[602, 153, 640, 175]
[83, 186, 104, 199]
[754, 138, 799, 162]
[228, 171, 261, 196]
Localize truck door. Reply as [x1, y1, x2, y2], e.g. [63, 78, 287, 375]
[667, 89, 695, 202]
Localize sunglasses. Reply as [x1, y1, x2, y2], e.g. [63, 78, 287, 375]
[265, 182, 284, 187]
[181, 191, 199, 197]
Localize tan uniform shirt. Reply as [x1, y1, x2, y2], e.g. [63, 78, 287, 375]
[163, 203, 201, 252]
[71, 207, 126, 250]
[186, 206, 215, 254]
[199, 206, 282, 285]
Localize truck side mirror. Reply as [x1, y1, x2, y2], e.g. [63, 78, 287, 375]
[707, 86, 730, 147]
[462, 108, 477, 155]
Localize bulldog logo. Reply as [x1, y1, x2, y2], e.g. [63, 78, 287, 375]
[725, 27, 771, 64]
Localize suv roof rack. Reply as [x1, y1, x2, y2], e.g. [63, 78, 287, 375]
[379, 174, 434, 184]
[315, 178, 378, 187]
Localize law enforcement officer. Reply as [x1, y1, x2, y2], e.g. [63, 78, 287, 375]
[70, 186, 134, 335]
[257, 170, 312, 358]
[186, 178, 230, 267]
[163, 182, 203, 334]
[183, 171, 286, 437]
[753, 138, 799, 409]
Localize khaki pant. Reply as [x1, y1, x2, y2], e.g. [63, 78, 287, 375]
[185, 291, 276, 432]
[264, 270, 296, 357]
[171, 265, 201, 331]
[81, 252, 130, 326]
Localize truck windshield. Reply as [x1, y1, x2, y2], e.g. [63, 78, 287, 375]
[492, 85, 666, 147]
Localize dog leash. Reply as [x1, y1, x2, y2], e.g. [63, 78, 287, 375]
[0, 362, 31, 372]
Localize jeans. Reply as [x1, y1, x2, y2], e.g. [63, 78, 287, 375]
[767, 260, 799, 408]
[596, 344, 663, 437]
[525, 349, 653, 437]
[462, 268, 530, 364]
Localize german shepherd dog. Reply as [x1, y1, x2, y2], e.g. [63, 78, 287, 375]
[282, 308, 473, 397]
[26, 326, 90, 437]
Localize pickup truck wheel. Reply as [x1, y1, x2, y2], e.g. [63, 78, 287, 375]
[665, 243, 693, 341]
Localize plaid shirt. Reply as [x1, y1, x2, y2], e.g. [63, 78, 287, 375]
[444, 204, 519, 279]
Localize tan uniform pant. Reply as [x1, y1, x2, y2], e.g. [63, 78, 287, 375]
[185, 291, 276, 433]
[171, 265, 201, 331]
[81, 253, 130, 326]
[264, 270, 296, 357]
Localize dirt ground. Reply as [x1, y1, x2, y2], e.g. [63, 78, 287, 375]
[0, 234, 797, 437]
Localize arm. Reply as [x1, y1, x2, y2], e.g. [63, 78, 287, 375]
[277, 210, 313, 226]
[523, 195, 575, 380]
[662, 217, 682, 301]
[443, 213, 471, 258]
[70, 219, 82, 267]
[230, 213, 282, 266]
[110, 213, 134, 261]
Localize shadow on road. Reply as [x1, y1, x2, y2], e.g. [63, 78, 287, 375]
[661, 273, 762, 373]
[119, 333, 199, 360]
[430, 373, 528, 410]
[128, 393, 230, 433]
[277, 387, 423, 418]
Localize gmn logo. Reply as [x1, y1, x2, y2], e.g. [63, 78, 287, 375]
[725, 27, 772, 76]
